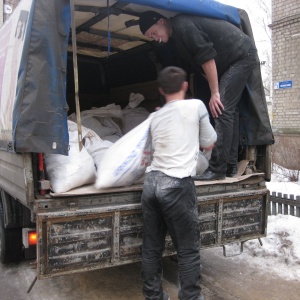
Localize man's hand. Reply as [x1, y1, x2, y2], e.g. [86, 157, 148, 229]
[209, 92, 224, 118]
[201, 60, 224, 118]
[201, 144, 214, 151]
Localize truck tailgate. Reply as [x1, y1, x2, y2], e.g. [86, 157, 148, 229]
[36, 185, 268, 279]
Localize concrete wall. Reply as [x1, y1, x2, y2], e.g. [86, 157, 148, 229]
[271, 0, 300, 135]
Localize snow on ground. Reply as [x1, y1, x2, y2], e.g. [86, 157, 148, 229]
[212, 164, 300, 281]
[210, 215, 300, 281]
[241, 164, 300, 281]
[237, 215, 300, 281]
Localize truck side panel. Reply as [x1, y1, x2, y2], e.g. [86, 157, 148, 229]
[0, 151, 34, 206]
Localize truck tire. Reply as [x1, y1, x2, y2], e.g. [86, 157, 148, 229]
[0, 198, 23, 263]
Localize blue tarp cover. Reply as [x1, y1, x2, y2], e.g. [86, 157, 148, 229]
[13, 0, 70, 154]
[119, 0, 240, 25]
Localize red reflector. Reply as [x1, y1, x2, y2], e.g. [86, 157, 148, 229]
[28, 231, 37, 246]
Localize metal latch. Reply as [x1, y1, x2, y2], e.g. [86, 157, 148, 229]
[222, 238, 263, 257]
[38, 180, 51, 191]
[69, 202, 78, 210]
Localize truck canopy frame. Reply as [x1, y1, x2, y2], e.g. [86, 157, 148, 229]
[0, 0, 273, 155]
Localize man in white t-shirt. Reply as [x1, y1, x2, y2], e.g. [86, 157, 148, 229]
[141, 66, 216, 300]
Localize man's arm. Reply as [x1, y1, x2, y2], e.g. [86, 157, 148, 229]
[172, 16, 223, 118]
[201, 59, 224, 118]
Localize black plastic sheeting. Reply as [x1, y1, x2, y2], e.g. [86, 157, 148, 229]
[237, 9, 274, 146]
[12, 0, 70, 155]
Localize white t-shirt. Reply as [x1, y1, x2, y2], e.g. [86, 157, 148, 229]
[146, 99, 217, 178]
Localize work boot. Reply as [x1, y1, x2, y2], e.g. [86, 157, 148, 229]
[192, 169, 225, 181]
[226, 164, 237, 177]
[198, 291, 205, 300]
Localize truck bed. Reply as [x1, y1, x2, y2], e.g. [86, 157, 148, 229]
[0, 133, 269, 279]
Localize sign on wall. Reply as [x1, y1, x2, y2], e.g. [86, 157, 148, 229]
[274, 80, 293, 89]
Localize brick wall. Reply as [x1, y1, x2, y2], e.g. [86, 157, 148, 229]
[271, 0, 300, 135]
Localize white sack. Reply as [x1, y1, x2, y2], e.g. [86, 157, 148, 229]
[196, 150, 211, 175]
[71, 104, 123, 142]
[84, 132, 113, 170]
[44, 121, 96, 193]
[81, 116, 123, 142]
[95, 116, 153, 189]
[122, 107, 150, 134]
[125, 92, 145, 109]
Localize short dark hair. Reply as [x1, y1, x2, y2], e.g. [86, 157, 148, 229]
[157, 66, 187, 94]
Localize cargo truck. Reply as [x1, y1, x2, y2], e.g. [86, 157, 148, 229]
[0, 0, 274, 281]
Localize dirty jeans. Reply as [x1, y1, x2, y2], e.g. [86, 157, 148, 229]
[209, 45, 258, 173]
[141, 171, 202, 300]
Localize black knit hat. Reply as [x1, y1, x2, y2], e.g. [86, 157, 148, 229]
[139, 11, 165, 35]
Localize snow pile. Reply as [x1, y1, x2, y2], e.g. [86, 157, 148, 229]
[270, 163, 300, 185]
[237, 215, 300, 281]
[266, 164, 300, 197]
[248, 164, 300, 280]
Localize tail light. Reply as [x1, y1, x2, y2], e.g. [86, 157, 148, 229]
[28, 231, 37, 246]
[22, 228, 37, 248]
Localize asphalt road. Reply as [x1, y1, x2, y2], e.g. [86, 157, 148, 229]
[0, 248, 299, 300]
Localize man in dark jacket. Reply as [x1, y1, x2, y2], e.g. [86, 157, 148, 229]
[139, 11, 259, 180]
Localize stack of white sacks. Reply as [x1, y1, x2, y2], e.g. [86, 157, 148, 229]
[44, 93, 210, 193]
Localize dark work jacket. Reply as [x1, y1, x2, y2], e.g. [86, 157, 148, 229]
[170, 14, 254, 77]
[169, 12, 274, 146]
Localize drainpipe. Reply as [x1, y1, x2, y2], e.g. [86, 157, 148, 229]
[0, 0, 3, 27]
